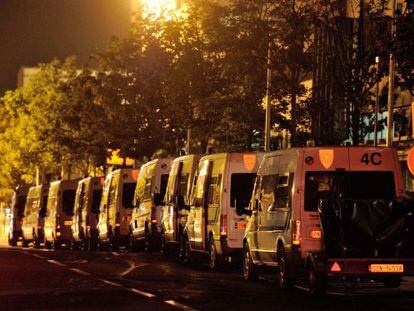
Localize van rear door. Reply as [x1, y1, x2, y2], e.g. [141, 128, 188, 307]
[301, 148, 350, 254]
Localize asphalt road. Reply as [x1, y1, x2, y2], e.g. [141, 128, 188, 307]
[1, 245, 414, 310]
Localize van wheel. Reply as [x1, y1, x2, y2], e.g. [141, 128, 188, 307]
[53, 239, 62, 250]
[208, 237, 220, 271]
[180, 233, 191, 263]
[44, 239, 52, 249]
[34, 236, 41, 249]
[276, 247, 294, 288]
[243, 243, 258, 281]
[144, 227, 153, 253]
[307, 263, 327, 296]
[22, 238, 29, 248]
[71, 239, 79, 251]
[111, 237, 119, 252]
[383, 276, 401, 288]
[88, 238, 97, 252]
[9, 239, 17, 247]
[160, 231, 169, 256]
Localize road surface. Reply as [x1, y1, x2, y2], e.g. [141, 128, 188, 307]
[1, 245, 414, 310]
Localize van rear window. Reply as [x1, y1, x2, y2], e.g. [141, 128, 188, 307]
[231, 173, 257, 211]
[304, 171, 395, 211]
[122, 183, 136, 208]
[16, 196, 27, 218]
[92, 190, 102, 214]
[63, 190, 76, 215]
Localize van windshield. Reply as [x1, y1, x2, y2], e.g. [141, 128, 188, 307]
[16, 196, 27, 218]
[231, 173, 257, 212]
[305, 171, 395, 211]
[92, 190, 102, 214]
[63, 190, 76, 215]
[122, 183, 136, 209]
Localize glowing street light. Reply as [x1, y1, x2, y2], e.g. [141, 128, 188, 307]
[132, 0, 181, 18]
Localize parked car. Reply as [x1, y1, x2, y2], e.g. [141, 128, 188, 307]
[161, 155, 202, 256]
[8, 185, 30, 246]
[71, 177, 104, 250]
[183, 152, 264, 269]
[21, 184, 49, 247]
[97, 169, 138, 251]
[44, 179, 79, 249]
[130, 158, 172, 252]
[242, 147, 414, 295]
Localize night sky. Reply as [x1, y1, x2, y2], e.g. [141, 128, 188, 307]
[0, 0, 131, 94]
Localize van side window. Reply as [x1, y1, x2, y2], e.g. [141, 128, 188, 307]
[207, 174, 221, 205]
[143, 177, 153, 200]
[273, 173, 294, 210]
[260, 175, 277, 212]
[178, 173, 189, 197]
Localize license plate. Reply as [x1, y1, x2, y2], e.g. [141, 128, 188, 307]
[235, 222, 246, 230]
[64, 220, 73, 226]
[369, 264, 404, 273]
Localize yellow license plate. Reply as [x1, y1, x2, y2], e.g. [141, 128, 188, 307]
[235, 222, 246, 230]
[369, 264, 404, 273]
[64, 220, 73, 226]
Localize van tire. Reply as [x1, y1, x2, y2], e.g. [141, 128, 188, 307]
[44, 239, 52, 249]
[22, 238, 29, 248]
[180, 233, 191, 263]
[160, 231, 169, 256]
[276, 247, 294, 288]
[243, 243, 258, 281]
[208, 237, 220, 271]
[53, 239, 61, 250]
[307, 263, 327, 296]
[144, 226, 153, 253]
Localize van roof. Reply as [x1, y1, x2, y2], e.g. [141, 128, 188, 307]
[173, 154, 204, 163]
[201, 152, 264, 161]
[263, 146, 395, 157]
[141, 158, 172, 168]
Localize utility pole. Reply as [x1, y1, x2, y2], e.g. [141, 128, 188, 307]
[387, 0, 398, 147]
[264, 39, 272, 152]
[374, 56, 380, 147]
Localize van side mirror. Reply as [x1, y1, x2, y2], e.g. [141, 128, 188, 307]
[153, 193, 165, 206]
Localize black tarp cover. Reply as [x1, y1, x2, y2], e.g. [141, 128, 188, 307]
[319, 198, 414, 258]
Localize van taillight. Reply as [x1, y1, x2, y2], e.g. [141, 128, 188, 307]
[220, 215, 227, 236]
[116, 212, 120, 226]
[292, 220, 301, 246]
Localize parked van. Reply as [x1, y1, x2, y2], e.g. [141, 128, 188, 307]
[97, 169, 138, 251]
[183, 152, 264, 269]
[242, 147, 414, 294]
[44, 179, 79, 249]
[130, 158, 172, 252]
[161, 155, 202, 255]
[8, 185, 30, 246]
[21, 184, 49, 247]
[71, 177, 104, 250]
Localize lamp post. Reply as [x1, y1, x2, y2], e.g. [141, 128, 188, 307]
[374, 56, 380, 147]
[264, 41, 272, 152]
[386, 0, 397, 147]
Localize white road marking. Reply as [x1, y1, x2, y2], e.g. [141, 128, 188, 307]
[164, 299, 197, 310]
[120, 264, 147, 277]
[128, 288, 156, 298]
[47, 259, 67, 267]
[99, 279, 122, 287]
[69, 268, 91, 276]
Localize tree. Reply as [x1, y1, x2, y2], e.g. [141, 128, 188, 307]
[315, 0, 391, 145]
